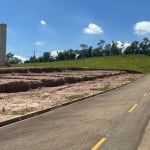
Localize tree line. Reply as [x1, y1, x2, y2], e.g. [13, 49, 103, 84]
[6, 37, 150, 64]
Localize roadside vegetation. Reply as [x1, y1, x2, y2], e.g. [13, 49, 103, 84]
[24, 37, 150, 63]
[6, 37, 150, 73]
[90, 85, 110, 91]
[66, 93, 89, 101]
[13, 55, 150, 73]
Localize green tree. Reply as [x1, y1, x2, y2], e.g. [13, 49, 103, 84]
[139, 38, 150, 55]
[80, 44, 88, 50]
[104, 44, 111, 56]
[124, 46, 132, 54]
[67, 49, 76, 59]
[80, 44, 93, 58]
[29, 56, 36, 63]
[56, 51, 65, 60]
[97, 40, 105, 50]
[124, 41, 139, 54]
[6, 52, 22, 64]
[111, 41, 122, 55]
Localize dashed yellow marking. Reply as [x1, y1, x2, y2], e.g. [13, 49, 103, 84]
[143, 93, 147, 97]
[128, 104, 138, 112]
[91, 138, 107, 150]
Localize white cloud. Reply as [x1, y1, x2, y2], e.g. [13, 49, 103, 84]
[84, 23, 103, 34]
[40, 20, 47, 25]
[34, 41, 45, 46]
[14, 55, 28, 62]
[43, 50, 64, 57]
[51, 50, 64, 57]
[134, 21, 150, 35]
[116, 41, 130, 49]
[123, 42, 131, 49]
[51, 51, 58, 57]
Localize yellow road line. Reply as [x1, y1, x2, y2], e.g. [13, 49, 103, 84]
[143, 93, 147, 97]
[91, 137, 107, 150]
[128, 104, 138, 112]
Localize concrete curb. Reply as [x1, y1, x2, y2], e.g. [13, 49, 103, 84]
[0, 75, 144, 127]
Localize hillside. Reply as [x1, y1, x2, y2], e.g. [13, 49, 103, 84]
[13, 55, 150, 73]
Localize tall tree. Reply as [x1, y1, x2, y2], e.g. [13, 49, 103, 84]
[139, 37, 150, 55]
[105, 44, 111, 56]
[56, 51, 65, 60]
[124, 41, 139, 54]
[97, 40, 105, 50]
[80, 44, 93, 57]
[6, 52, 22, 64]
[111, 41, 122, 55]
[131, 41, 139, 54]
[80, 44, 88, 50]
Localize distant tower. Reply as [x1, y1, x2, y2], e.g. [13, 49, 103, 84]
[0, 23, 7, 64]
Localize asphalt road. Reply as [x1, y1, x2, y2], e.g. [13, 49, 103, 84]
[0, 75, 150, 150]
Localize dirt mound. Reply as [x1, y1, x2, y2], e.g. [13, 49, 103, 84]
[0, 67, 142, 93]
[0, 68, 129, 93]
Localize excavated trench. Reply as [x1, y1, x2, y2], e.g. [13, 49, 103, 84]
[0, 68, 139, 93]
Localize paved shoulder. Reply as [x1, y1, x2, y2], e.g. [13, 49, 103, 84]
[137, 120, 150, 150]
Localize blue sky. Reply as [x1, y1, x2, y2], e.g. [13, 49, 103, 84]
[0, 0, 150, 60]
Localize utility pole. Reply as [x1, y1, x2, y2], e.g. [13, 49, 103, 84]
[33, 49, 36, 63]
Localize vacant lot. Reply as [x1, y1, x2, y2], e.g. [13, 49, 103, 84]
[0, 68, 142, 122]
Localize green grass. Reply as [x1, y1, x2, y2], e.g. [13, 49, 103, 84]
[90, 85, 110, 91]
[12, 107, 36, 115]
[12, 55, 150, 73]
[66, 93, 89, 101]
